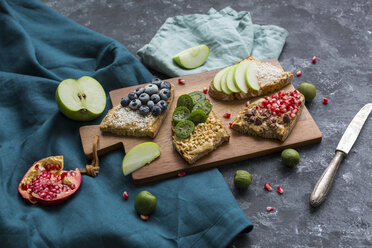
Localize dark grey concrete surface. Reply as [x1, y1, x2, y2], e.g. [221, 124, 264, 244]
[41, 0, 372, 247]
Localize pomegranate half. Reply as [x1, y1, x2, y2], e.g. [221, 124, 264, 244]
[18, 156, 81, 205]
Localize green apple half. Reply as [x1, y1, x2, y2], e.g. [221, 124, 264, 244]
[173, 44, 209, 69]
[122, 142, 161, 176]
[233, 60, 252, 93]
[226, 64, 240, 93]
[56, 76, 106, 121]
[220, 66, 233, 94]
[212, 67, 230, 92]
[245, 62, 260, 91]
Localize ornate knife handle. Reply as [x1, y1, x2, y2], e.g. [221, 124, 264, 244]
[310, 151, 345, 207]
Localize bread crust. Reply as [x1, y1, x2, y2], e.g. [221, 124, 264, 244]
[209, 56, 293, 101]
[100, 84, 174, 138]
[231, 91, 305, 141]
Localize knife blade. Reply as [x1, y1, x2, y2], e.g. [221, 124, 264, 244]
[310, 103, 372, 207]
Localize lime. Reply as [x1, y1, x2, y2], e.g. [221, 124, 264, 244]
[172, 44, 209, 69]
[134, 191, 157, 215]
[234, 170, 252, 189]
[297, 82, 316, 102]
[281, 148, 300, 167]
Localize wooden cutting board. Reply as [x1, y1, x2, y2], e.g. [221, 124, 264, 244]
[79, 59, 322, 184]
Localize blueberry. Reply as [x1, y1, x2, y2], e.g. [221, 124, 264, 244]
[139, 105, 150, 116]
[159, 88, 171, 100]
[157, 100, 168, 111]
[151, 78, 162, 87]
[134, 87, 144, 96]
[147, 100, 155, 109]
[144, 84, 159, 95]
[139, 93, 150, 104]
[150, 94, 161, 103]
[120, 96, 130, 107]
[160, 81, 171, 89]
[129, 99, 141, 110]
[128, 92, 137, 100]
[151, 105, 162, 116]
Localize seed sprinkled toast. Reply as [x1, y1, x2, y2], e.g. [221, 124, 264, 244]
[231, 90, 305, 141]
[172, 110, 230, 164]
[100, 83, 174, 138]
[209, 56, 293, 101]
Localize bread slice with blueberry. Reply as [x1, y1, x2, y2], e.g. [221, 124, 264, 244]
[231, 90, 305, 141]
[208, 56, 293, 101]
[100, 79, 174, 138]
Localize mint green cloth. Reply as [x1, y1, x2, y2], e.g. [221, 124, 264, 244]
[137, 6, 288, 77]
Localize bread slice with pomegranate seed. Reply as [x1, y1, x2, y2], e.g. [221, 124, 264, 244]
[172, 110, 230, 164]
[100, 83, 174, 138]
[208, 56, 293, 101]
[231, 90, 305, 141]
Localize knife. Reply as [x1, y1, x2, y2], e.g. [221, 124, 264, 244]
[310, 103, 372, 207]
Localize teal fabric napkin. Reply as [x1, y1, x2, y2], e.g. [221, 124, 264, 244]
[137, 6, 288, 77]
[0, 1, 252, 247]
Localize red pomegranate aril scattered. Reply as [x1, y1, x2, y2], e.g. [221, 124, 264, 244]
[266, 206, 274, 212]
[277, 186, 284, 194]
[178, 78, 185, 84]
[123, 191, 129, 200]
[203, 87, 208, 94]
[264, 183, 273, 191]
[140, 214, 149, 221]
[178, 171, 186, 177]
[224, 112, 231, 118]
[312, 56, 317, 64]
[229, 122, 232, 128]
[296, 70, 302, 76]
[323, 98, 328, 104]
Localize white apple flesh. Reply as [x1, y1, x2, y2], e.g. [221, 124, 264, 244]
[245, 62, 260, 91]
[226, 64, 240, 93]
[173, 44, 209, 69]
[220, 66, 233, 94]
[212, 67, 230, 92]
[233, 60, 252, 93]
[56, 76, 106, 121]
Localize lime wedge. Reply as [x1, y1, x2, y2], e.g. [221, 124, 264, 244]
[122, 142, 161, 176]
[173, 45, 209, 69]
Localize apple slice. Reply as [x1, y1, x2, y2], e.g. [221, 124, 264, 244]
[122, 142, 161, 176]
[233, 60, 252, 93]
[212, 67, 230, 92]
[220, 66, 233, 95]
[173, 44, 209, 69]
[245, 62, 260, 91]
[226, 64, 240, 93]
[56, 76, 106, 121]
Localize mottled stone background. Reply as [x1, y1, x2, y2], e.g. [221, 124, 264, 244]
[41, 0, 371, 247]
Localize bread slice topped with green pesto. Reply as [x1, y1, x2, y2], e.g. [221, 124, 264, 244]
[231, 90, 305, 141]
[209, 56, 293, 101]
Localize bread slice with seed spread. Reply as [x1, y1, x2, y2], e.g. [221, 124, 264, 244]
[100, 83, 174, 138]
[209, 56, 293, 101]
[231, 90, 305, 141]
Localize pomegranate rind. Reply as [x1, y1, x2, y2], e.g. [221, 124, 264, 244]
[18, 156, 64, 204]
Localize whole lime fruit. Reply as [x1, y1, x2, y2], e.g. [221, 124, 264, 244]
[297, 82, 316, 102]
[134, 191, 157, 215]
[281, 148, 300, 167]
[234, 170, 252, 189]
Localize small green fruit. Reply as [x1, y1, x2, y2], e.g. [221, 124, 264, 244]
[134, 191, 157, 215]
[297, 82, 316, 102]
[281, 148, 300, 167]
[234, 170, 252, 189]
[173, 44, 209, 69]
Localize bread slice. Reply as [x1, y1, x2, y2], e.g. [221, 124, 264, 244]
[209, 56, 293, 101]
[100, 84, 174, 138]
[231, 90, 305, 141]
[172, 110, 230, 164]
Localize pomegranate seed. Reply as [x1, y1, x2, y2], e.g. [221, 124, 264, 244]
[205, 98, 210, 102]
[203, 88, 208, 94]
[140, 214, 149, 221]
[312, 56, 317, 64]
[296, 70, 302, 76]
[177, 171, 186, 177]
[266, 206, 274, 212]
[277, 186, 284, 194]
[264, 183, 273, 191]
[123, 191, 129, 200]
[34, 164, 39, 170]
[323, 98, 328, 104]
[70, 184, 76, 190]
[229, 122, 232, 128]
[224, 112, 231, 118]
[178, 78, 185, 84]
[246, 100, 251, 106]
